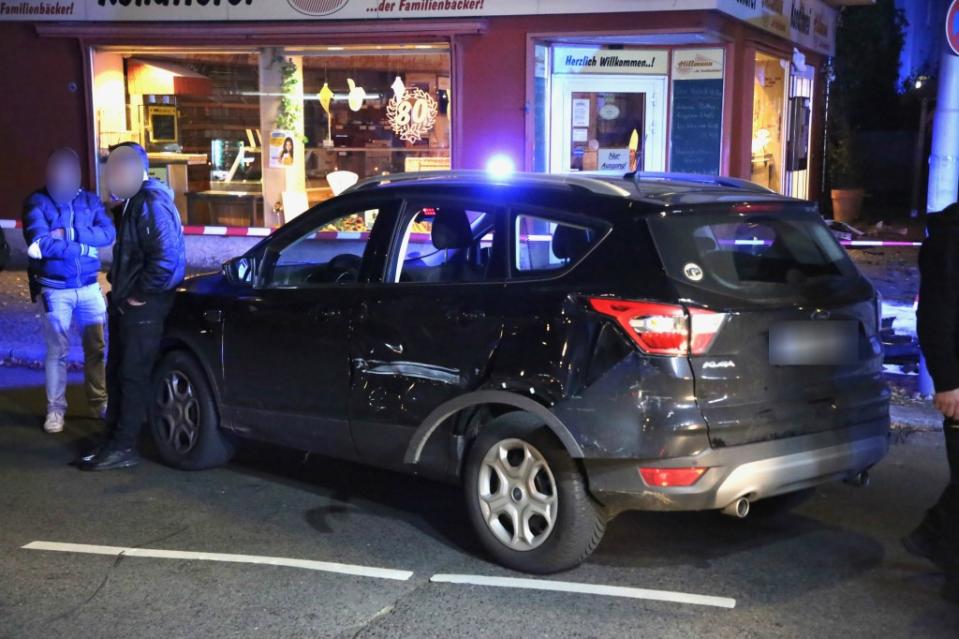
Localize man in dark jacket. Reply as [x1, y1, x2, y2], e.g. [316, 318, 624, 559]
[22, 148, 115, 434]
[81, 142, 185, 471]
[909, 201, 959, 604]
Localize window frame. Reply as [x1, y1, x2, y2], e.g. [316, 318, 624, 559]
[379, 195, 510, 287]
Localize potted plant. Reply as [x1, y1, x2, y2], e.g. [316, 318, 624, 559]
[828, 119, 865, 223]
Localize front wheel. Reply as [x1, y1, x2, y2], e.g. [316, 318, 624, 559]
[150, 350, 234, 470]
[463, 413, 607, 574]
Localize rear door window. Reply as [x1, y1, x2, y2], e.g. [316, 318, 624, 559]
[386, 200, 505, 284]
[512, 214, 602, 276]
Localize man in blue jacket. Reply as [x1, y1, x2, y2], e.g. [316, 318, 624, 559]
[22, 148, 115, 434]
[81, 142, 185, 471]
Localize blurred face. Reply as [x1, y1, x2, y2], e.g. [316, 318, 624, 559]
[105, 146, 146, 199]
[45, 151, 81, 204]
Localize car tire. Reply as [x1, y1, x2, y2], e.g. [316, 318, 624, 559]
[463, 412, 606, 574]
[150, 350, 234, 471]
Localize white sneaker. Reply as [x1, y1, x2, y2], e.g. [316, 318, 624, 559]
[44, 411, 65, 434]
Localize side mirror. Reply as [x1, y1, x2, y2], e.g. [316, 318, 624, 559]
[223, 256, 255, 285]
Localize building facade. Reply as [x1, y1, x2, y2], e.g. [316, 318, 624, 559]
[0, 0, 839, 228]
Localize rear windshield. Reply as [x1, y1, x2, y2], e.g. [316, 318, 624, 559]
[647, 210, 864, 304]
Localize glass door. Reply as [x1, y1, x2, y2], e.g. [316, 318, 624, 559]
[784, 67, 814, 200]
[549, 75, 667, 174]
[750, 53, 788, 193]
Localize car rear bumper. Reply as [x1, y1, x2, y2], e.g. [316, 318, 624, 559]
[583, 418, 889, 513]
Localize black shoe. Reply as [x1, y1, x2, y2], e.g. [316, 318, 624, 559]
[80, 446, 140, 471]
[902, 529, 947, 569]
[73, 435, 108, 466]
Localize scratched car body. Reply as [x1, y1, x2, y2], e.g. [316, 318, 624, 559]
[150, 171, 889, 573]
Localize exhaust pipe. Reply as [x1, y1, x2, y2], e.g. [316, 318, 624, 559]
[722, 497, 750, 518]
[844, 470, 870, 487]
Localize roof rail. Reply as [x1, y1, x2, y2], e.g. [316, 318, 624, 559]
[624, 171, 775, 194]
[343, 170, 632, 198]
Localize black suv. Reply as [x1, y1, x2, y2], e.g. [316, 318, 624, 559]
[151, 171, 889, 573]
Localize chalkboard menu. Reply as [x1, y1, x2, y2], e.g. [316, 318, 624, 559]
[669, 78, 723, 175]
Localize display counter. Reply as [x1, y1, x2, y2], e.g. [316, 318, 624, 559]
[147, 152, 208, 223]
[187, 190, 264, 227]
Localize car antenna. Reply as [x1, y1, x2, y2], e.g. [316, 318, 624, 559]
[623, 170, 645, 197]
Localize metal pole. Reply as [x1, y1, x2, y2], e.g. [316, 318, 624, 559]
[918, 45, 959, 397]
[909, 96, 929, 219]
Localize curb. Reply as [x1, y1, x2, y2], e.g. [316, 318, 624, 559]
[889, 404, 943, 431]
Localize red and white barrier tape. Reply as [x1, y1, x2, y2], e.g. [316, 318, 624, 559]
[839, 240, 922, 247]
[181, 225, 272, 237]
[0, 218, 925, 246]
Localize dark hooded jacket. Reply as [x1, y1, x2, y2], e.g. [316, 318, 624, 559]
[918, 202, 959, 392]
[22, 189, 115, 295]
[109, 179, 186, 305]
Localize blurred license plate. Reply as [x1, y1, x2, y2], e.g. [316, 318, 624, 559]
[769, 320, 858, 366]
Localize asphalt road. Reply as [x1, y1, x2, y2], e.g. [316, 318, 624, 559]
[1, 367, 957, 638]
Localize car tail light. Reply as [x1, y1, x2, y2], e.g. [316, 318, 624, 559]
[588, 298, 725, 356]
[639, 467, 707, 487]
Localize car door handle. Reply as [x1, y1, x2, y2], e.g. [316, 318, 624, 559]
[235, 295, 262, 313]
[309, 306, 341, 322]
[384, 342, 404, 355]
[448, 309, 486, 322]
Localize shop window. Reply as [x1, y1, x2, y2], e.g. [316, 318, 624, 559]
[514, 214, 599, 275]
[90, 44, 451, 230]
[92, 48, 263, 227]
[389, 204, 499, 284]
[301, 45, 452, 206]
[266, 208, 381, 289]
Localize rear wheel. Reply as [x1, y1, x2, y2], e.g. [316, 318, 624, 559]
[150, 350, 234, 470]
[463, 413, 606, 574]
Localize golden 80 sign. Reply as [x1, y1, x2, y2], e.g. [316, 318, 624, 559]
[387, 88, 439, 143]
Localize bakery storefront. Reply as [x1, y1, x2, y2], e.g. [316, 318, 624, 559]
[0, 0, 839, 230]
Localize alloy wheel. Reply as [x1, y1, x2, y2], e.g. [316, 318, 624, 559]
[477, 438, 558, 551]
[155, 370, 200, 455]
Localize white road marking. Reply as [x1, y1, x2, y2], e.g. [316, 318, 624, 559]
[430, 573, 737, 609]
[22, 541, 413, 582]
[22, 542, 736, 607]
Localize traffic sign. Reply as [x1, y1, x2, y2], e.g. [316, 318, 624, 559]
[948, 0, 959, 56]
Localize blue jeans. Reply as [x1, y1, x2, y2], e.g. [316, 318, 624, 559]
[38, 284, 107, 414]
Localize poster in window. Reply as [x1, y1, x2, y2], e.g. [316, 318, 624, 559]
[269, 130, 296, 168]
[572, 99, 590, 127]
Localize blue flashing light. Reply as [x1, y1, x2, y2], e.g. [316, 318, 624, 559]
[486, 154, 515, 178]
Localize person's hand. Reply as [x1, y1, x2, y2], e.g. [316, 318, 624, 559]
[127, 297, 146, 307]
[933, 388, 959, 419]
[49, 228, 65, 240]
[27, 241, 42, 260]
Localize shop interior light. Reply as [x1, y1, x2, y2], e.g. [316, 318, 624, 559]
[486, 154, 515, 178]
